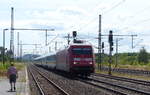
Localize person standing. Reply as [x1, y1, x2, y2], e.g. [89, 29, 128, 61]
[7, 64, 18, 91]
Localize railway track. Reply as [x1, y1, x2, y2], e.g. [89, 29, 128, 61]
[29, 64, 106, 95]
[78, 78, 127, 95]
[28, 65, 69, 95]
[101, 66, 150, 76]
[29, 64, 150, 95]
[91, 77, 150, 95]
[93, 73, 150, 86]
[77, 75, 150, 95]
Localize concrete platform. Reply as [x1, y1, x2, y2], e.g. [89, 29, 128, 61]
[0, 66, 30, 95]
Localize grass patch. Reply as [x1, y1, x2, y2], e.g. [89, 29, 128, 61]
[15, 62, 25, 71]
[0, 62, 10, 70]
[96, 63, 150, 71]
[96, 63, 150, 80]
[0, 62, 25, 77]
[0, 63, 10, 77]
[114, 63, 150, 71]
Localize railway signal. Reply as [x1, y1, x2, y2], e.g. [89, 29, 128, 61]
[108, 30, 113, 75]
[73, 31, 77, 43]
[72, 31, 83, 43]
[102, 42, 104, 55]
[102, 42, 104, 64]
[102, 42, 104, 49]
[73, 31, 77, 38]
[109, 30, 113, 51]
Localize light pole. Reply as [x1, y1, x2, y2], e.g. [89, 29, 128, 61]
[3, 28, 8, 65]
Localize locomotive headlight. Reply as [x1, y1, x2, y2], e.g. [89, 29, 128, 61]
[89, 62, 93, 64]
[74, 62, 80, 64]
[74, 62, 77, 64]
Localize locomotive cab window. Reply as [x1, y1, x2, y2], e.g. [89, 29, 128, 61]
[72, 48, 92, 55]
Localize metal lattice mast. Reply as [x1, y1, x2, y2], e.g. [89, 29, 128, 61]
[17, 32, 19, 57]
[10, 7, 14, 59]
[98, 15, 102, 70]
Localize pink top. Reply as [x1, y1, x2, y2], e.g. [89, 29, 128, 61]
[7, 66, 18, 75]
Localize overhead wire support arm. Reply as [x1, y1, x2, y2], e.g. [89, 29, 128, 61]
[94, 34, 137, 40]
[99, 34, 137, 37]
[19, 43, 41, 55]
[96, 34, 137, 49]
[12, 28, 54, 31]
[12, 28, 55, 46]
[19, 43, 41, 46]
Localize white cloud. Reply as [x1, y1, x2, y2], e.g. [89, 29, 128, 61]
[1, 0, 150, 55]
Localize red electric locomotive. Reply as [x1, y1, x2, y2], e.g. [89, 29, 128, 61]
[56, 43, 95, 76]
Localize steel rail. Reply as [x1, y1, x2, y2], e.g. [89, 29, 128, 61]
[78, 78, 127, 95]
[100, 66, 150, 76]
[89, 77, 150, 95]
[31, 65, 70, 95]
[93, 73, 150, 86]
[28, 66, 45, 95]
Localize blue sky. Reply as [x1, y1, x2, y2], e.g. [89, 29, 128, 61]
[0, 0, 150, 56]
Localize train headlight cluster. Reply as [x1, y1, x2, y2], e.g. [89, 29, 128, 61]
[73, 62, 77, 64]
[73, 62, 80, 64]
[89, 62, 93, 64]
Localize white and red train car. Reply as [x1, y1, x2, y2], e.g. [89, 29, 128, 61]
[56, 43, 95, 76]
[34, 43, 95, 76]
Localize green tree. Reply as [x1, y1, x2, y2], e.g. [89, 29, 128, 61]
[138, 47, 148, 64]
[0, 47, 5, 61]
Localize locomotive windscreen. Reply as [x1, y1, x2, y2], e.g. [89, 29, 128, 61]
[72, 47, 92, 55]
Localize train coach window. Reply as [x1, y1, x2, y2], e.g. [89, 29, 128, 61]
[72, 48, 92, 54]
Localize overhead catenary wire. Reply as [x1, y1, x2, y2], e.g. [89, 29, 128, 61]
[76, 0, 150, 35]
[102, 0, 126, 15]
[47, 35, 59, 45]
[76, 0, 126, 32]
[112, 4, 150, 33]
[117, 17, 150, 33]
[78, 0, 150, 33]
[121, 4, 150, 23]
